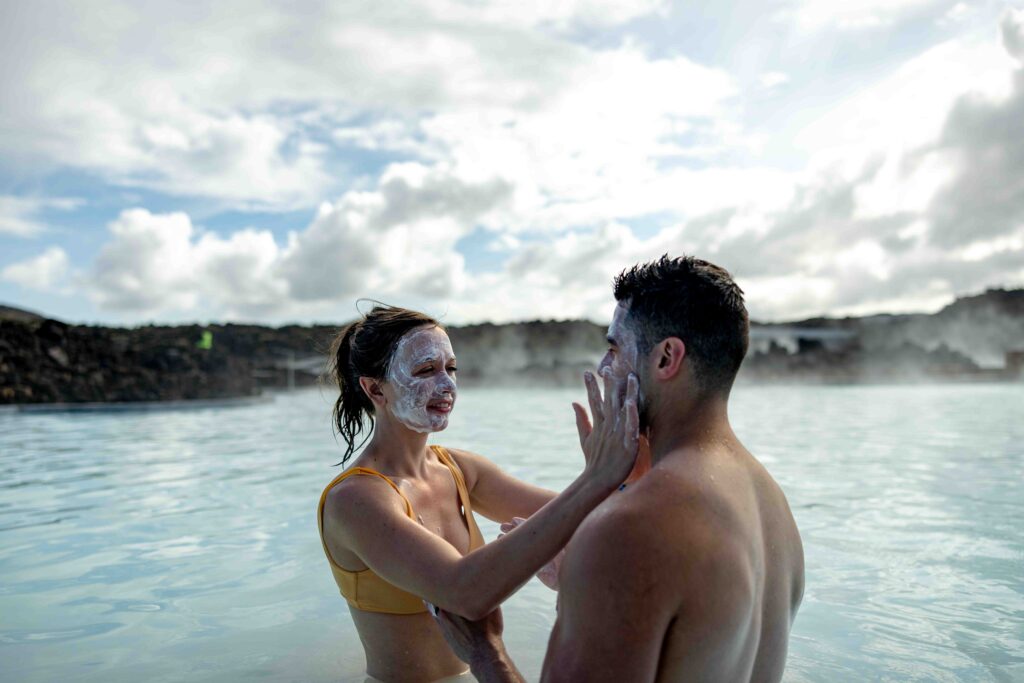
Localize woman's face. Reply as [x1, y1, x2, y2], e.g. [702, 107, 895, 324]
[385, 326, 457, 433]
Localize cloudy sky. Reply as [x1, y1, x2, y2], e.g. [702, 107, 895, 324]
[2, 0, 1023, 326]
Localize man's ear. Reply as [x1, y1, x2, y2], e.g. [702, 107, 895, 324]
[359, 376, 387, 408]
[652, 338, 686, 381]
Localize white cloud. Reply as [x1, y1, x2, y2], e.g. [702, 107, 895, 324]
[941, 2, 974, 25]
[1002, 6, 1024, 61]
[88, 207, 298, 317]
[759, 71, 790, 89]
[420, 0, 667, 29]
[798, 34, 1015, 175]
[0, 196, 82, 237]
[278, 163, 510, 304]
[0, 1, 753, 237]
[413, 43, 741, 231]
[1, 247, 70, 290]
[786, 22, 1023, 275]
[786, 0, 940, 31]
[5, 2, 1024, 326]
[90, 210, 204, 313]
[84, 164, 511, 318]
[319, 38, 749, 236]
[0, 1, 672, 211]
[486, 234, 521, 252]
[194, 229, 290, 317]
[455, 222, 648, 322]
[74, 6, 1024, 326]
[922, 44, 1024, 247]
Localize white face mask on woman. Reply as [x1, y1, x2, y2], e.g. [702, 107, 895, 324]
[386, 326, 457, 433]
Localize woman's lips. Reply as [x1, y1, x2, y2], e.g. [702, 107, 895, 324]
[427, 400, 453, 414]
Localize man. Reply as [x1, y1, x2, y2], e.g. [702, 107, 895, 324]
[433, 255, 805, 682]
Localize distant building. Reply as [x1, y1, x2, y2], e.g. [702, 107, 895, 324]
[749, 325, 858, 355]
[1006, 350, 1024, 378]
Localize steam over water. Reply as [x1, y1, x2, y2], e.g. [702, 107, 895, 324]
[1, 385, 1021, 681]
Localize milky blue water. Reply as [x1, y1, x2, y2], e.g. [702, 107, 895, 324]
[1, 384, 1022, 682]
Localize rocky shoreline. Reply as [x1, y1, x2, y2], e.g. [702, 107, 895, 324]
[1, 289, 1021, 404]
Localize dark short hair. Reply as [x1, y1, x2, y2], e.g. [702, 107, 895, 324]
[326, 305, 441, 464]
[613, 255, 748, 395]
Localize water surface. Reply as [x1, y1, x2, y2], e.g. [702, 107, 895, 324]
[0, 384, 1021, 681]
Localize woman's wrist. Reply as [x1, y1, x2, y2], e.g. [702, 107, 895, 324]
[578, 465, 624, 498]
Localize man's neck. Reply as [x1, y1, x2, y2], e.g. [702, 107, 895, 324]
[646, 397, 734, 465]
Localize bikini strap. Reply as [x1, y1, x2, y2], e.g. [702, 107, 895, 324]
[432, 445, 485, 549]
[432, 446, 469, 501]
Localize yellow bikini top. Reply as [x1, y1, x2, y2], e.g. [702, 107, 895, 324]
[317, 445, 485, 615]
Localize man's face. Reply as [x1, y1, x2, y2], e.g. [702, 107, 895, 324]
[385, 325, 457, 433]
[598, 302, 650, 426]
[599, 303, 640, 379]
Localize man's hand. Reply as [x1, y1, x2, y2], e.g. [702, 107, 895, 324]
[572, 369, 640, 489]
[428, 603, 525, 683]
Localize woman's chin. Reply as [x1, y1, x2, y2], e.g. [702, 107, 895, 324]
[425, 407, 453, 432]
[400, 416, 450, 433]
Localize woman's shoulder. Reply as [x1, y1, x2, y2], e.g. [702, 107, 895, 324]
[322, 468, 409, 524]
[434, 445, 490, 489]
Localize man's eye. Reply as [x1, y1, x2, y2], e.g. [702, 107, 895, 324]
[448, 366, 458, 374]
[416, 367, 433, 375]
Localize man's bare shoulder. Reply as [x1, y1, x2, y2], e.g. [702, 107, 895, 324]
[566, 469, 751, 595]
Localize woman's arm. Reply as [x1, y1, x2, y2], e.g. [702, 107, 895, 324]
[325, 370, 639, 620]
[446, 447, 557, 522]
[448, 434, 652, 523]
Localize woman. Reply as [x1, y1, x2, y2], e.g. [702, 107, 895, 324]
[317, 305, 640, 682]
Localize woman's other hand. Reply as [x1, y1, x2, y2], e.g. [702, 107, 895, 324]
[500, 516, 563, 591]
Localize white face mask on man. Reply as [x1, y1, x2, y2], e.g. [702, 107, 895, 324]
[386, 326, 457, 433]
[601, 302, 651, 427]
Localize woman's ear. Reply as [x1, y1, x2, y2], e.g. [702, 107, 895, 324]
[653, 338, 686, 381]
[359, 376, 387, 408]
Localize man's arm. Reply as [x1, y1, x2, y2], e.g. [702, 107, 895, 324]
[430, 605, 525, 683]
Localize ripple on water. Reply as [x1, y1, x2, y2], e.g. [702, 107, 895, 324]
[0, 622, 123, 644]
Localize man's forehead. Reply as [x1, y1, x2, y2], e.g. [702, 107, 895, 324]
[606, 302, 632, 340]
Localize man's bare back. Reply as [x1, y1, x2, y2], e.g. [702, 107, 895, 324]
[545, 436, 804, 681]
